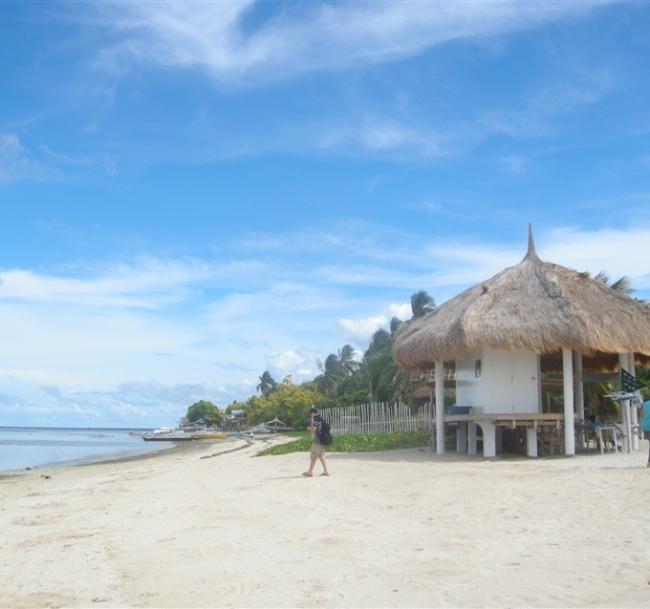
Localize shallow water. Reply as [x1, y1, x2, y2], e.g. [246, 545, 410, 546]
[0, 427, 173, 472]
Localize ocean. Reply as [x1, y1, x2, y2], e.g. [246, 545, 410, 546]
[0, 427, 174, 472]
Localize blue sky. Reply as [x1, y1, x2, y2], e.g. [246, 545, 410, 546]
[2, 1, 650, 427]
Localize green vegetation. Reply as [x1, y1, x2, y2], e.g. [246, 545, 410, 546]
[186, 400, 222, 425]
[256, 371, 277, 398]
[259, 430, 429, 456]
[220, 290, 437, 430]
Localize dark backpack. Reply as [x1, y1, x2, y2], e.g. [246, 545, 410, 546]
[318, 419, 333, 446]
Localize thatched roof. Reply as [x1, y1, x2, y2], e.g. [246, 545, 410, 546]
[393, 229, 650, 371]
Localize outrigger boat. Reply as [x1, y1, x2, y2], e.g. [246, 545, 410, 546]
[142, 430, 195, 441]
[142, 429, 229, 441]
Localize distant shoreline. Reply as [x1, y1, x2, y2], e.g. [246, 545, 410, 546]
[0, 431, 238, 477]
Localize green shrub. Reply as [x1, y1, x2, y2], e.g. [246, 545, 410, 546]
[259, 430, 429, 456]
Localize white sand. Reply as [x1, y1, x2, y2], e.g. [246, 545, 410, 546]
[1, 437, 650, 609]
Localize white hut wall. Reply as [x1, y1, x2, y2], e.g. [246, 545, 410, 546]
[482, 347, 540, 414]
[455, 351, 484, 408]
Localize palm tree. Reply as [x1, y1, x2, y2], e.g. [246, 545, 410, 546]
[410, 290, 436, 319]
[338, 344, 360, 375]
[315, 353, 345, 396]
[389, 316, 403, 337]
[256, 371, 277, 398]
[365, 328, 392, 357]
[362, 348, 400, 402]
[594, 270, 634, 296]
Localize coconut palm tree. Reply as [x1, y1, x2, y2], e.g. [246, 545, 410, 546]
[338, 344, 360, 375]
[389, 316, 403, 337]
[314, 353, 344, 396]
[256, 371, 277, 397]
[361, 350, 397, 402]
[594, 270, 634, 296]
[410, 290, 436, 319]
[365, 328, 392, 357]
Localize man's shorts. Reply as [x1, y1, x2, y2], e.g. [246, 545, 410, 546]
[310, 443, 325, 457]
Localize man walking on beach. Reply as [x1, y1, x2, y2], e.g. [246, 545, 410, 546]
[303, 407, 329, 477]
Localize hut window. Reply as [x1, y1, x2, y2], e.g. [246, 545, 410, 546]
[475, 359, 482, 378]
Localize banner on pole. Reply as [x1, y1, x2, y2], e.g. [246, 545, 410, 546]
[621, 368, 646, 392]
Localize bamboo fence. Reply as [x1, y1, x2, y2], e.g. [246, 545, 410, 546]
[320, 401, 433, 436]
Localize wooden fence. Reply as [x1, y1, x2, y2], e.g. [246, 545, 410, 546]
[320, 401, 433, 436]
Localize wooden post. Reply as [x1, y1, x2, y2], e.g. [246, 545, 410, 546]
[435, 360, 445, 455]
[563, 347, 576, 456]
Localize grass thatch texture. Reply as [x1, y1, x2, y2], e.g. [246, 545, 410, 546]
[393, 241, 650, 370]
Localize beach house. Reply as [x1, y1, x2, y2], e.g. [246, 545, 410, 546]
[392, 228, 650, 458]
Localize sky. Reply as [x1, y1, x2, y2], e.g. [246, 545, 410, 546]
[1, 1, 650, 428]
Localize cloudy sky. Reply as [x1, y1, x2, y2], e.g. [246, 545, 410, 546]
[2, 1, 650, 427]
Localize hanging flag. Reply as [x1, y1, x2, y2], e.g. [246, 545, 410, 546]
[620, 368, 646, 392]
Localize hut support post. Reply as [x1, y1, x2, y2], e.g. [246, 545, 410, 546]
[479, 422, 496, 457]
[435, 361, 445, 455]
[429, 386, 436, 453]
[526, 427, 538, 457]
[628, 353, 640, 451]
[563, 348, 576, 456]
[456, 423, 467, 454]
[467, 423, 477, 456]
[619, 353, 633, 453]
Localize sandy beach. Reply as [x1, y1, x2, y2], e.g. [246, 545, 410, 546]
[2, 437, 649, 609]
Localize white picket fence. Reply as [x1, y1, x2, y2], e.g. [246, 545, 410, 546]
[321, 401, 433, 436]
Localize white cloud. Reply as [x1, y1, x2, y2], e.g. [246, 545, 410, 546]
[387, 302, 411, 320]
[315, 118, 449, 158]
[338, 315, 387, 346]
[265, 348, 320, 382]
[0, 133, 60, 183]
[337, 301, 412, 346]
[3, 219, 650, 427]
[88, 1, 608, 85]
[541, 226, 650, 289]
[40, 144, 117, 176]
[0, 258, 267, 308]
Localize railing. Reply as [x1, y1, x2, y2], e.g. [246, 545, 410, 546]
[321, 401, 433, 436]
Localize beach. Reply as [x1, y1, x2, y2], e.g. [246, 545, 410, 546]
[2, 438, 649, 609]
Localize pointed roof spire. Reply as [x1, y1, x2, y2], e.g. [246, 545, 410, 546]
[524, 223, 540, 262]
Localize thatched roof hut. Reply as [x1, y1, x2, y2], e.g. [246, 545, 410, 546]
[392, 228, 650, 459]
[393, 229, 650, 371]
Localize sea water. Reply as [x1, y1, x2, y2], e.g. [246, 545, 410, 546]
[0, 427, 174, 472]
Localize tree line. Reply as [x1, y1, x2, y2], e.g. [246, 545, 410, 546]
[219, 290, 436, 429]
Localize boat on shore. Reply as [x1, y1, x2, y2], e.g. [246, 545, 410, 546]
[142, 431, 196, 441]
[142, 429, 229, 442]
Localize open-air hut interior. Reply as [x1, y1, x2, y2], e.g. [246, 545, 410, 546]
[393, 228, 650, 458]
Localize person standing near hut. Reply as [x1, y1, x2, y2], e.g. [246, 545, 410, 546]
[302, 407, 330, 477]
[642, 400, 650, 467]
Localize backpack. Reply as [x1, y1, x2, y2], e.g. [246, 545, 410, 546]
[318, 419, 333, 446]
